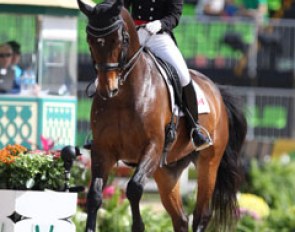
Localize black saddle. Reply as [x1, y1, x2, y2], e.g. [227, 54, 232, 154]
[145, 48, 183, 108]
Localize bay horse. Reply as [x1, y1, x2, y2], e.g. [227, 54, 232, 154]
[77, 0, 247, 231]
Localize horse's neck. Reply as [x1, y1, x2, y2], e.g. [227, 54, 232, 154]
[119, 10, 158, 101]
[117, 54, 151, 107]
[121, 9, 141, 57]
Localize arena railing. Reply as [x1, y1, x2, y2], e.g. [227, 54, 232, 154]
[76, 84, 295, 147]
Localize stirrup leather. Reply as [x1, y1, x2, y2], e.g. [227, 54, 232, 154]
[190, 125, 213, 151]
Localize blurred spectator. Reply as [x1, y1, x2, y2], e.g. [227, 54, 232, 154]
[7, 41, 22, 88]
[239, 0, 269, 24]
[223, 0, 241, 16]
[0, 43, 20, 93]
[197, 0, 225, 16]
[222, 0, 269, 22]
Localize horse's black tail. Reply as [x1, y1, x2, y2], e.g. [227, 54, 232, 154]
[211, 86, 247, 231]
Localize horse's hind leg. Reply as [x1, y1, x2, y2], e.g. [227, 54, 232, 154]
[154, 166, 189, 232]
[192, 148, 223, 232]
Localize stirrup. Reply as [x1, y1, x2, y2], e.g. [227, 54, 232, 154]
[190, 125, 213, 151]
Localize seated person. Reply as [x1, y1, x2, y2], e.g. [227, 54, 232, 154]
[0, 43, 20, 93]
[7, 41, 23, 86]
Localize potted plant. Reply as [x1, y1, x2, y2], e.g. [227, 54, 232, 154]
[0, 144, 78, 232]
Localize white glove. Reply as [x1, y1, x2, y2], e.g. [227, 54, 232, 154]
[146, 20, 162, 34]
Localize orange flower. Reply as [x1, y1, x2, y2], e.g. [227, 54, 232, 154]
[0, 144, 27, 164]
[0, 150, 15, 164]
[4, 144, 27, 156]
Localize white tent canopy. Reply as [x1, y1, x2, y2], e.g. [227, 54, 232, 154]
[0, 0, 95, 10]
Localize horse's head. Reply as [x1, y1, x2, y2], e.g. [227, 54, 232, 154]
[78, 0, 140, 99]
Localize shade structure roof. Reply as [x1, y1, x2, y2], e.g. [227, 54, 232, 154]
[0, 0, 95, 9]
[0, 0, 95, 15]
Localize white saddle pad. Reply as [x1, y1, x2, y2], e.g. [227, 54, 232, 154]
[165, 77, 210, 117]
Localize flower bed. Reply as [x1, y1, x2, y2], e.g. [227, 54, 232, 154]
[0, 144, 77, 232]
[0, 145, 64, 190]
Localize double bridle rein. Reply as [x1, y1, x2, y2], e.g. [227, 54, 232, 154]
[85, 17, 144, 98]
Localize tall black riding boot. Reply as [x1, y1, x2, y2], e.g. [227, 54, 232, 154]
[182, 81, 212, 151]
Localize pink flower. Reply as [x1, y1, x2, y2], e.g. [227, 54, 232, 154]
[239, 207, 260, 220]
[40, 135, 55, 151]
[29, 150, 44, 154]
[77, 155, 91, 168]
[52, 150, 61, 159]
[103, 185, 116, 199]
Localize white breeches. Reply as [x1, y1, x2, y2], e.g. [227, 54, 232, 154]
[137, 28, 191, 87]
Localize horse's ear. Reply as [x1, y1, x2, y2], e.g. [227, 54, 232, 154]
[109, 0, 123, 16]
[77, 0, 94, 16]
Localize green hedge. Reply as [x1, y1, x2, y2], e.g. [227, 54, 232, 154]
[0, 14, 35, 53]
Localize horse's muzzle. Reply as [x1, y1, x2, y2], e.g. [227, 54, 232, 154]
[107, 87, 119, 98]
[106, 73, 119, 98]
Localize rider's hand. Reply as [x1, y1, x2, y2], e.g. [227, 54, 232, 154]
[146, 20, 162, 34]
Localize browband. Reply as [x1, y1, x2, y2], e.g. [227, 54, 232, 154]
[86, 19, 124, 37]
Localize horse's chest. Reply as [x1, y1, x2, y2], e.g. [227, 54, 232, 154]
[94, 110, 146, 151]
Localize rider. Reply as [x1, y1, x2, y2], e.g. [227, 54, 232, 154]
[124, 0, 212, 150]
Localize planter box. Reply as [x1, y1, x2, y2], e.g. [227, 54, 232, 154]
[0, 190, 77, 232]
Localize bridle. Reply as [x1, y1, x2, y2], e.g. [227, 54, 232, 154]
[86, 17, 144, 98]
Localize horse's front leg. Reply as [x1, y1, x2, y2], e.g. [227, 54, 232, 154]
[126, 142, 160, 232]
[85, 177, 103, 232]
[85, 152, 115, 232]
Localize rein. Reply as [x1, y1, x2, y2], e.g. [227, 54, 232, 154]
[119, 46, 144, 83]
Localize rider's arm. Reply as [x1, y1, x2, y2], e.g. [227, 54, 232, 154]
[160, 0, 183, 32]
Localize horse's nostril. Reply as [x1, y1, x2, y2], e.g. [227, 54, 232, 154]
[108, 88, 119, 98]
[112, 89, 119, 96]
